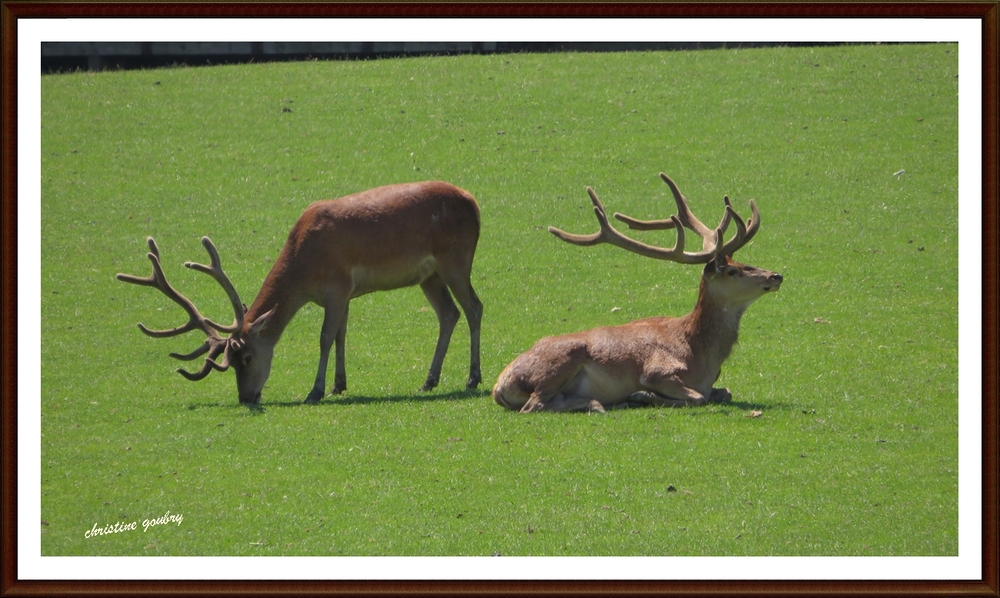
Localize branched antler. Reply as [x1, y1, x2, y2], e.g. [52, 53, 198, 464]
[183, 237, 245, 334]
[117, 237, 246, 380]
[548, 173, 760, 263]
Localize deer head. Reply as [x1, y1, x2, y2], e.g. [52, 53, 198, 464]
[116, 237, 275, 404]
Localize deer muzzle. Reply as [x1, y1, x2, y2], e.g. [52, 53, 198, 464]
[239, 391, 262, 405]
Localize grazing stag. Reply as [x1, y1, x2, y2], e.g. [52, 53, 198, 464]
[117, 181, 483, 405]
[492, 173, 782, 413]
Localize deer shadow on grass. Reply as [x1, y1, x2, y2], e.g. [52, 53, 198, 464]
[321, 388, 490, 407]
[606, 398, 797, 415]
[187, 388, 490, 413]
[188, 393, 790, 414]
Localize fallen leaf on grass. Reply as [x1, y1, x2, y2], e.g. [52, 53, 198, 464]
[745, 410, 763, 418]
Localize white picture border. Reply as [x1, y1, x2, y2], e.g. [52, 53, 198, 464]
[18, 16, 984, 582]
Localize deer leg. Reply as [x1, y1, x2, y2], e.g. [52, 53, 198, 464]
[331, 303, 349, 394]
[503, 340, 592, 413]
[519, 392, 547, 413]
[419, 273, 461, 392]
[625, 390, 690, 408]
[305, 296, 349, 404]
[515, 359, 596, 413]
[436, 261, 483, 390]
[455, 285, 483, 390]
[627, 387, 729, 408]
[520, 392, 605, 413]
[548, 393, 607, 413]
[636, 371, 709, 407]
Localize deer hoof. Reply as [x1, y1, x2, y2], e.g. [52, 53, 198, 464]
[420, 379, 438, 392]
[519, 396, 544, 413]
[628, 390, 662, 404]
[304, 389, 324, 404]
[709, 388, 732, 403]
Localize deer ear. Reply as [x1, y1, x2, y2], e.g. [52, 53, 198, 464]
[248, 305, 276, 335]
[705, 254, 723, 274]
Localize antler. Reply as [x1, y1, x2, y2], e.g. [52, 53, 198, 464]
[183, 236, 246, 334]
[116, 237, 246, 380]
[548, 173, 760, 263]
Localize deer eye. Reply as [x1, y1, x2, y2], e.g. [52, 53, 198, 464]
[727, 268, 738, 276]
[243, 354, 253, 366]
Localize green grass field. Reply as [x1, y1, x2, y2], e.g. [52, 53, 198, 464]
[40, 44, 958, 556]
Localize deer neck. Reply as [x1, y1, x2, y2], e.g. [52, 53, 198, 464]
[684, 277, 747, 364]
[243, 258, 308, 344]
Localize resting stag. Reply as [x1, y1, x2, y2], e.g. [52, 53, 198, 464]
[492, 173, 782, 413]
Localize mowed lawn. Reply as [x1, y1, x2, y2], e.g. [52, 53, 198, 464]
[39, 44, 958, 556]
